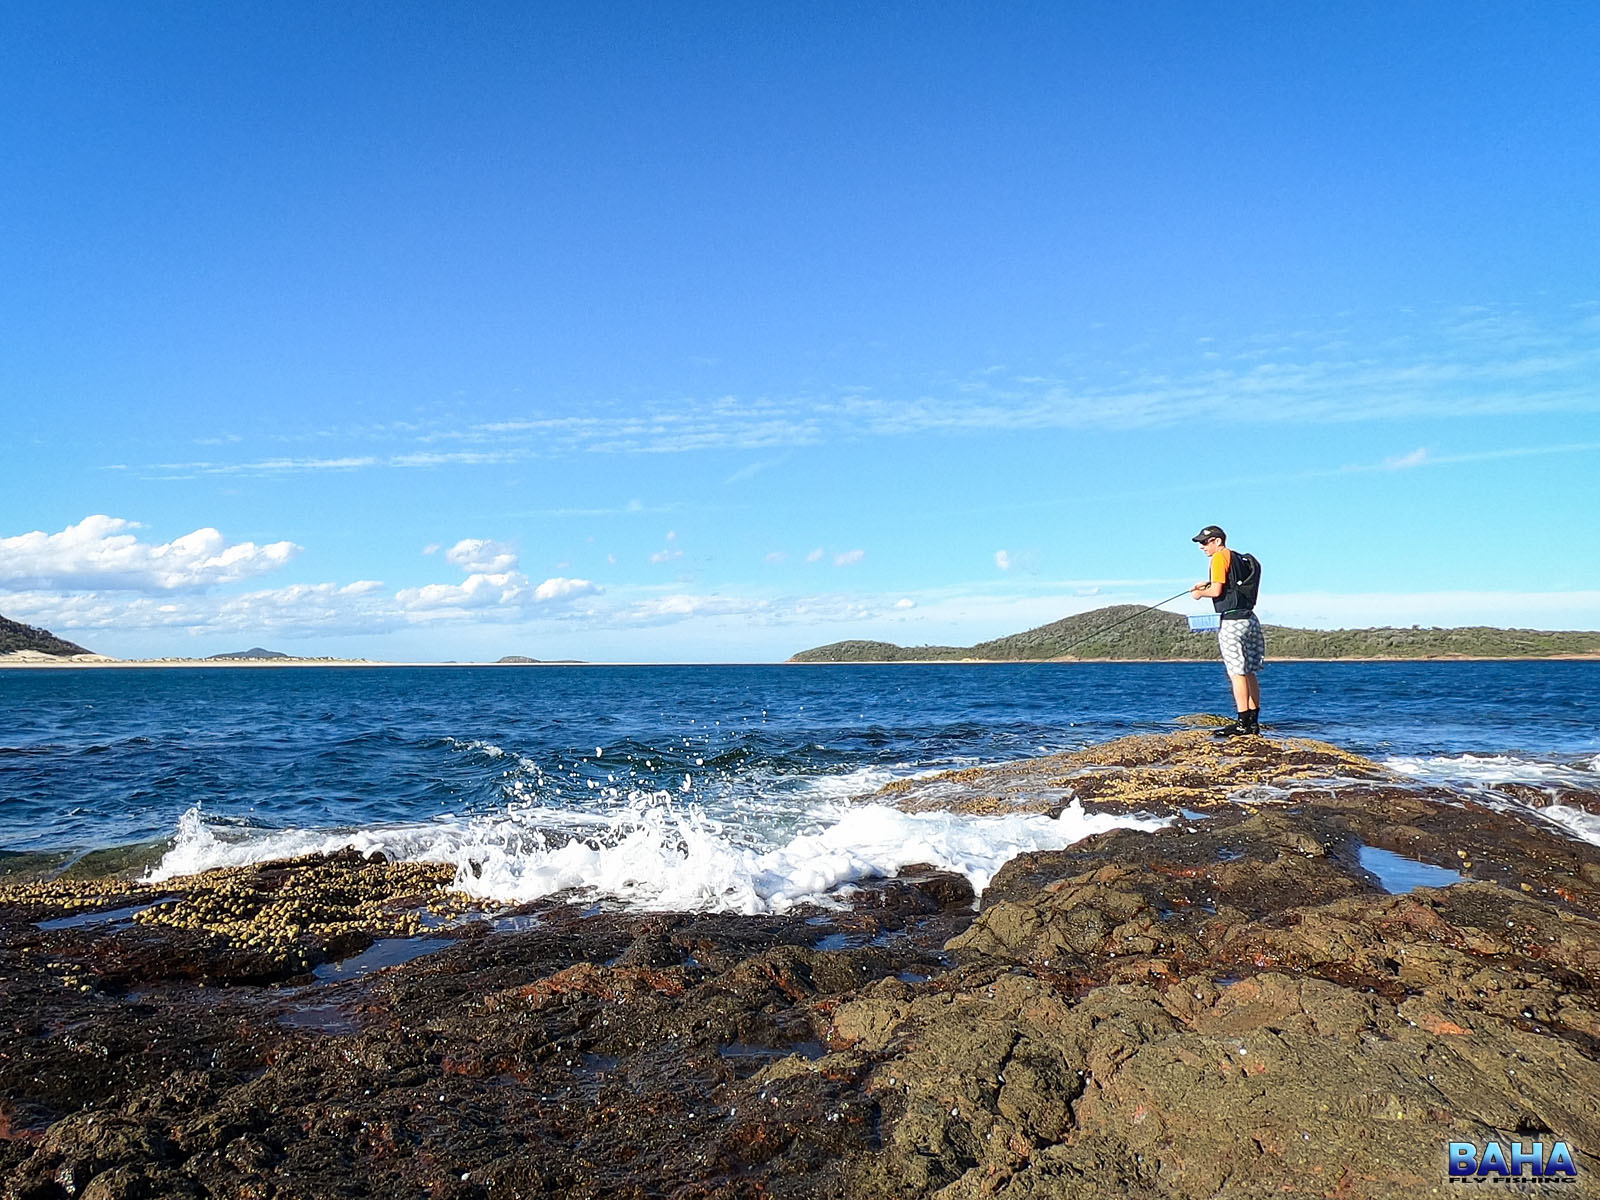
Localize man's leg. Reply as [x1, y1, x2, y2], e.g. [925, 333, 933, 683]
[1215, 623, 1253, 736]
[1213, 669, 1252, 736]
[1240, 615, 1264, 734]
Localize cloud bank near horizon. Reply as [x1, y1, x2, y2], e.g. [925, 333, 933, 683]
[0, 518, 603, 644]
[5, 512, 1599, 661]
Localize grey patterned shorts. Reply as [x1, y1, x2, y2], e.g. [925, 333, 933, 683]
[1218, 613, 1265, 676]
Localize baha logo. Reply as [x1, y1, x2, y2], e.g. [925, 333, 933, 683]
[1448, 1140, 1578, 1183]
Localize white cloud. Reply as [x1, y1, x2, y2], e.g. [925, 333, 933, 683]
[725, 460, 773, 485]
[649, 531, 683, 564]
[0, 515, 299, 592]
[765, 551, 788, 564]
[397, 572, 529, 614]
[995, 550, 1012, 571]
[444, 538, 518, 574]
[834, 549, 865, 567]
[397, 541, 600, 615]
[388, 450, 525, 468]
[596, 585, 970, 632]
[152, 455, 380, 475]
[0, 583, 404, 639]
[1385, 448, 1430, 470]
[534, 577, 600, 602]
[5, 569, 604, 646]
[806, 548, 825, 563]
[619, 593, 769, 625]
[0, 518, 618, 650]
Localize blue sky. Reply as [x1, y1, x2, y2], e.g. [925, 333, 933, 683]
[2, 2, 1597, 661]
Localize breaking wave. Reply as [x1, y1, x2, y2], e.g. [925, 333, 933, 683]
[148, 787, 1169, 914]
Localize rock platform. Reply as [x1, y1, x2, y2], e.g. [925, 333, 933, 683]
[3, 731, 1599, 1198]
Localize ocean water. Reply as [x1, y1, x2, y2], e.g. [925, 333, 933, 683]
[3, 661, 1598, 911]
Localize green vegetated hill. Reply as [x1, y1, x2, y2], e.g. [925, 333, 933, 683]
[789, 605, 1600, 662]
[0, 613, 92, 657]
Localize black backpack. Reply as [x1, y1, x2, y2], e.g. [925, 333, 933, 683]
[1227, 551, 1262, 611]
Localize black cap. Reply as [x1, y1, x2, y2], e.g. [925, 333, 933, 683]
[1191, 525, 1226, 543]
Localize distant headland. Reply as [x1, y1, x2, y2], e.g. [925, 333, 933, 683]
[0, 614, 363, 667]
[0, 613, 93, 659]
[789, 605, 1600, 662]
[0, 611, 598, 667]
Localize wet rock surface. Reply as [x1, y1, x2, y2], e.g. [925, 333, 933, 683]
[4, 732, 1600, 1198]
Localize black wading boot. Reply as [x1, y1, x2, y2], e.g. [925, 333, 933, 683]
[1245, 708, 1260, 735]
[1214, 711, 1251, 738]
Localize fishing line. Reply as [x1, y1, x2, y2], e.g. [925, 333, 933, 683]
[1007, 586, 1195, 683]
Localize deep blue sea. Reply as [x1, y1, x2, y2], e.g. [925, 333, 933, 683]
[4, 662, 1598, 911]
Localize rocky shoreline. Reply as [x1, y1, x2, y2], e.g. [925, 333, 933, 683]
[4, 732, 1600, 1198]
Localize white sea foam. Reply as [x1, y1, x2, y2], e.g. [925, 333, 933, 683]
[446, 737, 507, 759]
[791, 763, 927, 802]
[1535, 804, 1600, 847]
[1383, 753, 1600, 788]
[147, 807, 475, 881]
[147, 792, 1171, 914]
[1380, 753, 1600, 849]
[451, 794, 1170, 913]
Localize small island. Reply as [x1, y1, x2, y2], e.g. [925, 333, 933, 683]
[791, 605, 1600, 662]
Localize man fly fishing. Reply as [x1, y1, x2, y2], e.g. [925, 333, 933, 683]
[1190, 525, 1264, 737]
